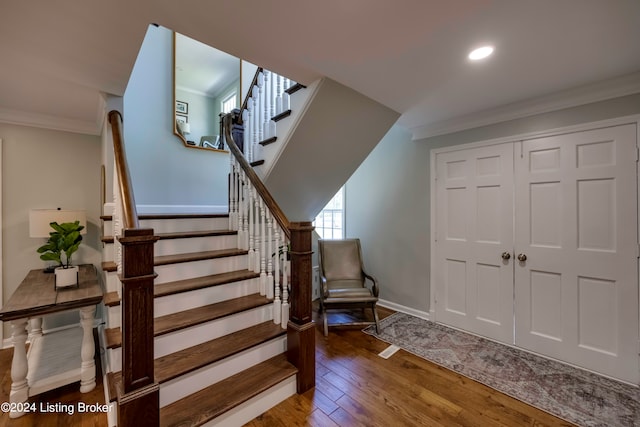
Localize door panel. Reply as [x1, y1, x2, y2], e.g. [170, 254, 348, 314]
[435, 143, 514, 343]
[515, 124, 638, 383]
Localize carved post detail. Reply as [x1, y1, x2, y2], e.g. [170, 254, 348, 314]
[287, 221, 315, 394]
[117, 228, 159, 426]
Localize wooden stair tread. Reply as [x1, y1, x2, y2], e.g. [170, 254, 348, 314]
[104, 291, 119, 307]
[107, 321, 287, 401]
[250, 160, 265, 167]
[272, 109, 291, 122]
[285, 83, 306, 95]
[155, 248, 247, 266]
[105, 293, 271, 349]
[101, 229, 236, 244]
[259, 136, 277, 146]
[102, 261, 116, 272]
[159, 354, 296, 427]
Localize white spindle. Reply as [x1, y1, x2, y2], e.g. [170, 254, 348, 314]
[270, 71, 276, 121]
[252, 87, 259, 160]
[259, 198, 266, 295]
[282, 78, 291, 112]
[253, 193, 261, 273]
[258, 72, 264, 143]
[281, 241, 289, 329]
[248, 185, 255, 269]
[266, 213, 274, 299]
[237, 170, 245, 248]
[263, 70, 271, 139]
[245, 102, 252, 162]
[273, 226, 282, 325]
[275, 74, 283, 115]
[229, 158, 236, 230]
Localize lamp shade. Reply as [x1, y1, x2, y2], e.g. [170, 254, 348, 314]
[29, 209, 87, 238]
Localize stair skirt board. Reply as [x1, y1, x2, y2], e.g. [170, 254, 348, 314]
[159, 336, 287, 407]
[155, 255, 249, 284]
[107, 305, 275, 372]
[201, 375, 297, 427]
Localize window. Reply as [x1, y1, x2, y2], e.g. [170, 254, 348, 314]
[314, 187, 344, 239]
[221, 92, 237, 114]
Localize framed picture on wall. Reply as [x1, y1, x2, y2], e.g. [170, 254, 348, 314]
[176, 100, 188, 114]
[176, 114, 188, 125]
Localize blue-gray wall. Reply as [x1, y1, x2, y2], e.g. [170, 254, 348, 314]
[123, 25, 229, 211]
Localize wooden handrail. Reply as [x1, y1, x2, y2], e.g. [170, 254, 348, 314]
[223, 112, 290, 239]
[108, 110, 140, 229]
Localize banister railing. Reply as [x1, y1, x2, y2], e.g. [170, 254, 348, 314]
[223, 108, 315, 394]
[107, 110, 160, 426]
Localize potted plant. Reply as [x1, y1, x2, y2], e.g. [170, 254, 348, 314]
[37, 221, 84, 288]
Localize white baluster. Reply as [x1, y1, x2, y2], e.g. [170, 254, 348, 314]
[273, 226, 281, 325]
[270, 71, 276, 122]
[243, 181, 250, 250]
[229, 158, 236, 230]
[266, 213, 274, 299]
[237, 170, 245, 248]
[275, 74, 283, 115]
[79, 306, 97, 393]
[281, 243, 289, 329]
[258, 72, 264, 143]
[252, 88, 260, 160]
[249, 195, 261, 273]
[263, 70, 271, 139]
[259, 199, 266, 295]
[9, 319, 28, 418]
[248, 184, 255, 269]
[243, 106, 252, 162]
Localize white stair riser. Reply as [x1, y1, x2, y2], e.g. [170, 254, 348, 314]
[103, 221, 113, 237]
[155, 255, 248, 284]
[154, 234, 237, 256]
[103, 243, 114, 262]
[102, 278, 259, 327]
[204, 376, 297, 427]
[155, 278, 259, 317]
[107, 305, 274, 372]
[140, 217, 229, 233]
[107, 305, 120, 329]
[159, 336, 287, 407]
[104, 271, 120, 294]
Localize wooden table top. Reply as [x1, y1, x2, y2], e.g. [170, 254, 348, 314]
[0, 264, 103, 321]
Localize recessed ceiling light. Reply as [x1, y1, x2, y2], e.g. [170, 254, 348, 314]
[468, 46, 494, 61]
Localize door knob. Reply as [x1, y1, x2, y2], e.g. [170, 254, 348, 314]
[501, 252, 511, 260]
[517, 253, 527, 262]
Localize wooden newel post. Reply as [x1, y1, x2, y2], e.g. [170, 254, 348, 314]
[287, 221, 315, 393]
[117, 228, 160, 426]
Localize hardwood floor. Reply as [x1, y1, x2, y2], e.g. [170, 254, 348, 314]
[246, 305, 576, 427]
[0, 308, 575, 426]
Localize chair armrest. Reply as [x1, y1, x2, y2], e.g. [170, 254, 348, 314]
[362, 271, 379, 297]
[321, 276, 329, 299]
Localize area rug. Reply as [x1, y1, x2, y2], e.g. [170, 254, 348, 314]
[363, 312, 640, 427]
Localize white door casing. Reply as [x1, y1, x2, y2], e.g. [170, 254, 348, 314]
[434, 143, 515, 344]
[514, 124, 638, 383]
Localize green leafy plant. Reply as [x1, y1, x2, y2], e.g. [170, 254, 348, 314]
[37, 221, 84, 268]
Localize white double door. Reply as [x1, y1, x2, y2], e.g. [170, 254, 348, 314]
[434, 124, 638, 383]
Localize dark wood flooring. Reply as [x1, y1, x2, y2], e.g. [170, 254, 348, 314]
[0, 307, 575, 426]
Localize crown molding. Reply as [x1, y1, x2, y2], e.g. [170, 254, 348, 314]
[411, 71, 640, 140]
[0, 107, 102, 136]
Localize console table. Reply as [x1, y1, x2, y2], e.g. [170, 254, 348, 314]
[0, 264, 103, 418]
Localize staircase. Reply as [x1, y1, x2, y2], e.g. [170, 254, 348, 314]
[100, 213, 298, 426]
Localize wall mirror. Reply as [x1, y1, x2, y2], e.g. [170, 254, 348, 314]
[173, 32, 240, 151]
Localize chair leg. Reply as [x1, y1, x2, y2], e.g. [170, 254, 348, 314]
[372, 303, 380, 334]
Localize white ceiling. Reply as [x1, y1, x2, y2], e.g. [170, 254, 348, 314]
[1, 0, 639, 137]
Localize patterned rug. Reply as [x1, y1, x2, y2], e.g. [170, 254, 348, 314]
[362, 313, 640, 427]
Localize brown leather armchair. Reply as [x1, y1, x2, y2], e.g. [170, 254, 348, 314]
[318, 238, 380, 336]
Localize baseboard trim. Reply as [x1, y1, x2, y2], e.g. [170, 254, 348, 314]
[377, 299, 430, 321]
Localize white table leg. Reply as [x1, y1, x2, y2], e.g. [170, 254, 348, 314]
[9, 319, 29, 418]
[79, 306, 96, 393]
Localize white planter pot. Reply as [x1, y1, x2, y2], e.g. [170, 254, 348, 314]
[55, 266, 79, 288]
